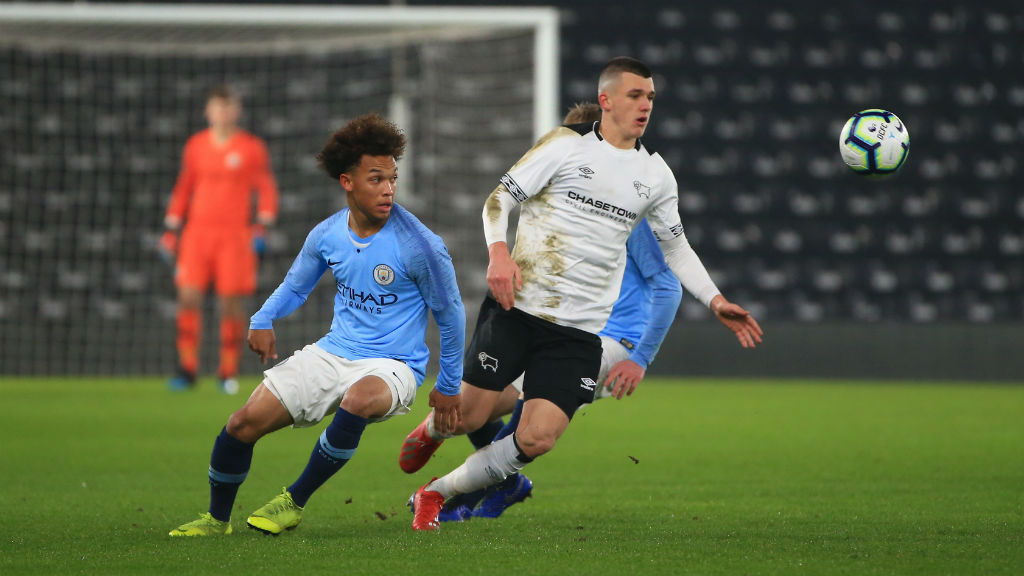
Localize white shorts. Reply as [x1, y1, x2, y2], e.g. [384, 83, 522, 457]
[263, 343, 418, 428]
[509, 335, 631, 401]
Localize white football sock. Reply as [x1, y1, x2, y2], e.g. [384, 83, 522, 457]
[424, 412, 451, 441]
[428, 435, 527, 499]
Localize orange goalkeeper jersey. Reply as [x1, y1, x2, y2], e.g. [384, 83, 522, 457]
[166, 128, 278, 229]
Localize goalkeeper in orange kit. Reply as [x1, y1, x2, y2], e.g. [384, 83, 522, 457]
[161, 84, 279, 394]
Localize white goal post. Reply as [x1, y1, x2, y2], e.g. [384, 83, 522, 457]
[0, 3, 559, 140]
[0, 3, 559, 375]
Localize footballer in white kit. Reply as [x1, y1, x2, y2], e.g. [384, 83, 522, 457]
[468, 118, 723, 416]
[410, 57, 762, 531]
[492, 120, 719, 332]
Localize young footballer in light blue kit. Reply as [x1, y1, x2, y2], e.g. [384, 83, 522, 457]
[170, 113, 465, 537]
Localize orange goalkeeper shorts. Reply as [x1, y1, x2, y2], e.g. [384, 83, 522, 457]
[175, 226, 257, 296]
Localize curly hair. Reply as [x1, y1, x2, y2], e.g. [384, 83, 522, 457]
[317, 113, 407, 180]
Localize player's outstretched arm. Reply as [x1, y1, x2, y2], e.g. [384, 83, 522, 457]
[653, 225, 764, 350]
[247, 328, 277, 364]
[709, 295, 763, 349]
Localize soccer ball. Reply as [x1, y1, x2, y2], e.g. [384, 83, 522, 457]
[838, 109, 910, 176]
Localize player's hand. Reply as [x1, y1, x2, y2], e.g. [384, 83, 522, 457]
[158, 230, 178, 265]
[428, 387, 462, 437]
[710, 295, 763, 349]
[486, 242, 522, 311]
[247, 328, 278, 364]
[252, 223, 268, 259]
[604, 359, 645, 399]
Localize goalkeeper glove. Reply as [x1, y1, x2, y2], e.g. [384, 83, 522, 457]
[252, 223, 267, 259]
[158, 230, 178, 265]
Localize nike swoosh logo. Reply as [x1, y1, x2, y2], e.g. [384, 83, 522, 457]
[327, 259, 341, 266]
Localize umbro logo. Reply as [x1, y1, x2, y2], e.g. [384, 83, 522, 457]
[578, 166, 595, 179]
[478, 352, 498, 372]
[580, 378, 597, 391]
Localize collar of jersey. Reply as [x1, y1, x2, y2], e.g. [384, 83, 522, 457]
[346, 227, 374, 249]
[593, 120, 644, 152]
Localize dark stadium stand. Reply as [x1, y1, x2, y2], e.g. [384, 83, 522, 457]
[1, 0, 1022, 377]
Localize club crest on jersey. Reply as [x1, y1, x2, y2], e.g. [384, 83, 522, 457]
[577, 166, 595, 179]
[225, 152, 241, 169]
[373, 264, 395, 286]
[633, 181, 651, 199]
[580, 378, 597, 391]
[478, 352, 498, 372]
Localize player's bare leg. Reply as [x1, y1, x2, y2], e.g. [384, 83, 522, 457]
[170, 383, 292, 536]
[490, 384, 522, 421]
[511, 398, 570, 458]
[249, 376, 391, 535]
[412, 398, 568, 530]
[400, 381, 502, 473]
[226, 383, 294, 443]
[432, 383, 525, 520]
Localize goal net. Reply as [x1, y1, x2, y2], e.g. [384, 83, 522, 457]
[0, 3, 559, 375]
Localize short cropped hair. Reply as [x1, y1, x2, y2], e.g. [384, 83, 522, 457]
[317, 113, 407, 180]
[563, 101, 602, 125]
[597, 57, 652, 94]
[206, 84, 238, 102]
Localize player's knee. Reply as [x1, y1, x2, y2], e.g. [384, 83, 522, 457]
[339, 387, 391, 419]
[455, 407, 491, 436]
[514, 430, 556, 458]
[225, 408, 264, 443]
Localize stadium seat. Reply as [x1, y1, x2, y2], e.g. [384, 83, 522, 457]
[3, 0, 1022, 375]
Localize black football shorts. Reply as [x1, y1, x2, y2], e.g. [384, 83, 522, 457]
[463, 296, 602, 418]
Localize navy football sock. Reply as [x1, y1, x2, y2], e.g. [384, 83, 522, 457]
[493, 399, 524, 442]
[208, 427, 254, 522]
[288, 408, 367, 508]
[467, 419, 505, 450]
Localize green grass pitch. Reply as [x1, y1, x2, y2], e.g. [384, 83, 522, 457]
[2, 376, 1022, 575]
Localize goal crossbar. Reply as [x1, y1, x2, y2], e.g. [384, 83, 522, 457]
[0, 2, 560, 138]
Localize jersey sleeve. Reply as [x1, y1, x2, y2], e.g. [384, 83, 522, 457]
[626, 220, 671, 280]
[642, 164, 686, 245]
[400, 229, 465, 396]
[165, 137, 198, 227]
[502, 126, 577, 202]
[483, 127, 577, 246]
[252, 138, 279, 224]
[623, 220, 682, 368]
[628, 266, 682, 368]
[642, 162, 720, 307]
[250, 219, 330, 328]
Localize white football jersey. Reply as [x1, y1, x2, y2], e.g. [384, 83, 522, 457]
[494, 122, 686, 333]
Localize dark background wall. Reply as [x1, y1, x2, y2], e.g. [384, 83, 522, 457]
[1, 0, 1022, 381]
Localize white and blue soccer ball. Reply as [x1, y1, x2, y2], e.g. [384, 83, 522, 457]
[838, 109, 910, 176]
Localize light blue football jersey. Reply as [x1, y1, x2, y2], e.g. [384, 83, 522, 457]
[251, 204, 464, 394]
[599, 219, 681, 367]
